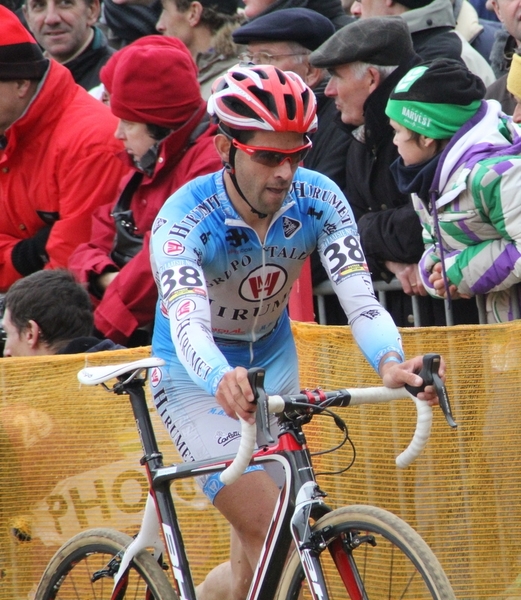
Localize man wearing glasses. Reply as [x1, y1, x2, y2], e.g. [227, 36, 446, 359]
[233, 7, 350, 192]
[149, 64, 442, 600]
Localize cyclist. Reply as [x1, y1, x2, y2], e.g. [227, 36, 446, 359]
[150, 64, 444, 600]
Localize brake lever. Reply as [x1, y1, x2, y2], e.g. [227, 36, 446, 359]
[404, 353, 457, 429]
[247, 367, 275, 444]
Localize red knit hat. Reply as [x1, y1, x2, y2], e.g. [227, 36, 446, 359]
[0, 6, 49, 80]
[100, 35, 204, 129]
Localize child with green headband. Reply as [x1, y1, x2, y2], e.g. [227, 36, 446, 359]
[385, 58, 521, 323]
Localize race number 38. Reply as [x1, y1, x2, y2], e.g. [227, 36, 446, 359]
[323, 235, 365, 275]
[161, 266, 203, 298]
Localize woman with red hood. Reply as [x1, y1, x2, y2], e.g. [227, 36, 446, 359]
[69, 35, 221, 346]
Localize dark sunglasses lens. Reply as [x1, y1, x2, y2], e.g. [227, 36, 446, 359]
[298, 147, 310, 162]
[251, 148, 308, 167]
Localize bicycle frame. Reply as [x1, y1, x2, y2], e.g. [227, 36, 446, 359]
[112, 379, 340, 600]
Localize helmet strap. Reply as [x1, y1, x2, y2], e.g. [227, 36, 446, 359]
[226, 144, 268, 219]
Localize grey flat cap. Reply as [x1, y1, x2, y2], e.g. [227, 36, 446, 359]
[310, 16, 414, 68]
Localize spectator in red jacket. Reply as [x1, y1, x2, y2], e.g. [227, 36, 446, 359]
[0, 7, 127, 292]
[69, 35, 221, 346]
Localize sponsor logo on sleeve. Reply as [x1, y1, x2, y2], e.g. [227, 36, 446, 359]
[163, 240, 185, 256]
[150, 367, 162, 387]
[175, 299, 196, 321]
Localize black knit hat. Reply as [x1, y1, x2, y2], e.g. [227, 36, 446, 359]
[0, 6, 48, 80]
[389, 58, 485, 105]
[386, 59, 486, 138]
[233, 8, 335, 51]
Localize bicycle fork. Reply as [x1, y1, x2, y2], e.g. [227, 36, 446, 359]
[291, 482, 369, 600]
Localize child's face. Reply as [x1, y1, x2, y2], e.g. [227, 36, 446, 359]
[390, 119, 438, 167]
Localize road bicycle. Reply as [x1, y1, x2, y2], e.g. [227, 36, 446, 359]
[34, 353, 457, 600]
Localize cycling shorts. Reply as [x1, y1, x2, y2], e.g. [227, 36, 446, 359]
[150, 318, 299, 503]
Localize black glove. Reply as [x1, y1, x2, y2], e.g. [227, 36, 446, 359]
[11, 225, 52, 276]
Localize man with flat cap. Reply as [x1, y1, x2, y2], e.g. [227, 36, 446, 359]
[233, 7, 352, 223]
[310, 16, 479, 326]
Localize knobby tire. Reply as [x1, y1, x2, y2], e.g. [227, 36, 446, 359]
[34, 528, 178, 600]
[275, 505, 456, 600]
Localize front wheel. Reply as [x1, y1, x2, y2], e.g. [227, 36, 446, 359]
[34, 528, 178, 600]
[276, 504, 455, 600]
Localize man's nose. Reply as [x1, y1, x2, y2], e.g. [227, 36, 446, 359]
[351, 0, 362, 16]
[324, 78, 336, 97]
[44, 2, 62, 23]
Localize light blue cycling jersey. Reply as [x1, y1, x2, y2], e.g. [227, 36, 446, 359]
[150, 166, 403, 397]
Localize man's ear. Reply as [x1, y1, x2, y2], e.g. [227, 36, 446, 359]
[87, 0, 101, 26]
[24, 320, 42, 350]
[187, 1, 204, 26]
[489, 0, 502, 22]
[366, 66, 382, 95]
[303, 63, 324, 89]
[214, 133, 232, 165]
[14, 79, 35, 99]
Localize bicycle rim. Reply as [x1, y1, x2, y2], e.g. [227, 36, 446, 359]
[34, 528, 178, 600]
[276, 505, 456, 600]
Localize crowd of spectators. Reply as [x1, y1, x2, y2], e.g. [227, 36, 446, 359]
[1, 0, 520, 349]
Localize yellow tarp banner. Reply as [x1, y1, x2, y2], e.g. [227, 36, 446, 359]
[1, 322, 521, 599]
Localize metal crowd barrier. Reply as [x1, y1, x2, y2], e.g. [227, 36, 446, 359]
[313, 278, 492, 326]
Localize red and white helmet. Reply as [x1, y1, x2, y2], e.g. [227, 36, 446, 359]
[208, 64, 318, 134]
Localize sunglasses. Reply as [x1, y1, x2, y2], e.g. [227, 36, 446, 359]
[232, 137, 312, 168]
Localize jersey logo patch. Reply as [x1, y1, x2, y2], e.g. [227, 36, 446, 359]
[307, 207, 323, 220]
[239, 264, 288, 301]
[175, 299, 196, 320]
[153, 217, 167, 234]
[282, 217, 301, 239]
[150, 367, 162, 387]
[163, 239, 184, 256]
[226, 228, 249, 248]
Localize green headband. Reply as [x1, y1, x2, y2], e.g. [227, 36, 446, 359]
[385, 98, 481, 139]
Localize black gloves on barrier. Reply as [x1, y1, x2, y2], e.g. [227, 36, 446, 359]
[11, 225, 52, 276]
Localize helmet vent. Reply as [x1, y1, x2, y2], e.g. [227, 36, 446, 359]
[223, 97, 263, 121]
[284, 94, 297, 121]
[248, 87, 279, 119]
